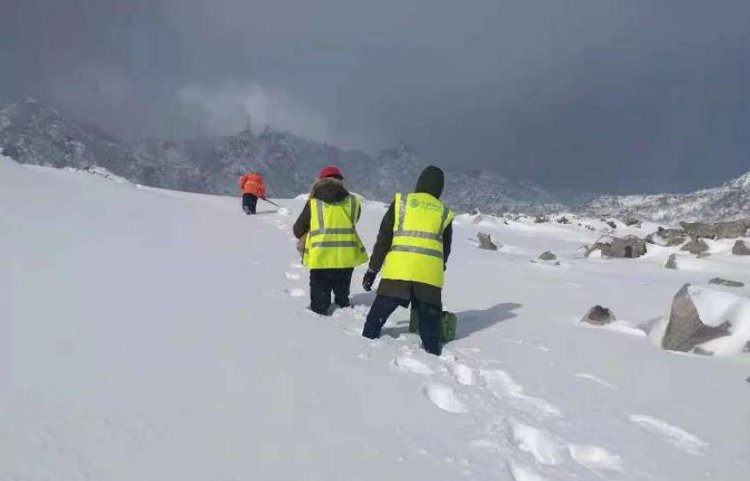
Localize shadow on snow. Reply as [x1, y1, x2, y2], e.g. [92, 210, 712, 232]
[349, 294, 521, 342]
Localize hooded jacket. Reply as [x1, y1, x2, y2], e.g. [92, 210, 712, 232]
[369, 166, 453, 307]
[293, 177, 359, 240]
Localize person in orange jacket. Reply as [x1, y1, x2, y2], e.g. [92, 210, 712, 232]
[238, 172, 267, 215]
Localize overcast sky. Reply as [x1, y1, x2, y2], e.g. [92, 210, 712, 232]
[1, 0, 748, 193]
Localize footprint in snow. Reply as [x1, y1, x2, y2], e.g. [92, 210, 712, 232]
[285, 288, 306, 298]
[450, 363, 474, 386]
[424, 382, 467, 414]
[391, 356, 433, 375]
[480, 369, 562, 418]
[510, 421, 565, 466]
[628, 414, 708, 455]
[349, 305, 368, 320]
[284, 272, 302, 281]
[568, 444, 622, 471]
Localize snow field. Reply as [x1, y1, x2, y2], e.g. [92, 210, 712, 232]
[3, 157, 750, 481]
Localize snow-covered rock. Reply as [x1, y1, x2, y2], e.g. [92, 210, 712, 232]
[476, 232, 499, 251]
[732, 240, 750, 256]
[708, 278, 744, 288]
[659, 284, 750, 355]
[680, 219, 750, 239]
[581, 306, 616, 325]
[680, 238, 709, 255]
[664, 254, 678, 270]
[645, 227, 688, 247]
[587, 235, 647, 259]
[538, 251, 557, 261]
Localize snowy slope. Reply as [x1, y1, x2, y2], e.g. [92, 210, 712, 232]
[586, 170, 750, 223]
[2, 156, 749, 481]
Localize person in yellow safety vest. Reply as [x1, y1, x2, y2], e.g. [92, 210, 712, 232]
[293, 166, 368, 315]
[361, 165, 454, 355]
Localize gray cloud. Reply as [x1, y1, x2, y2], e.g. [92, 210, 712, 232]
[1, 0, 749, 193]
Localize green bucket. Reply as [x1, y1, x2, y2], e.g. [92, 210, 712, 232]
[409, 309, 457, 343]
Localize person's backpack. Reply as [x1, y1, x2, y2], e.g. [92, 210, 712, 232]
[409, 309, 457, 343]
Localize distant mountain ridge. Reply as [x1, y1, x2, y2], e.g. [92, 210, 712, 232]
[2, 98, 748, 221]
[0, 98, 571, 213]
[585, 171, 750, 223]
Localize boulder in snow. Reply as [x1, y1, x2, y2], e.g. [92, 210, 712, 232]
[587, 235, 647, 259]
[557, 216, 570, 224]
[661, 284, 732, 352]
[624, 217, 642, 228]
[680, 218, 750, 239]
[538, 251, 557, 261]
[664, 254, 678, 270]
[645, 227, 687, 247]
[534, 214, 550, 224]
[732, 240, 750, 256]
[680, 237, 709, 255]
[606, 220, 617, 229]
[581, 306, 616, 325]
[476, 232, 499, 251]
[708, 278, 745, 288]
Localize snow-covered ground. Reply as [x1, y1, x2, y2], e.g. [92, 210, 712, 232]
[2, 156, 749, 481]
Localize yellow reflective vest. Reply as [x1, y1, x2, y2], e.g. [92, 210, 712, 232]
[303, 194, 368, 269]
[380, 192, 454, 288]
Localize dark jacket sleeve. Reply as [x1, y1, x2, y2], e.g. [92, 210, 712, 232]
[293, 201, 311, 239]
[442, 222, 453, 267]
[368, 202, 395, 272]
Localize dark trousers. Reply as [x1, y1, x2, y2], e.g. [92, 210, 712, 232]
[242, 194, 258, 214]
[310, 268, 354, 315]
[362, 295, 442, 355]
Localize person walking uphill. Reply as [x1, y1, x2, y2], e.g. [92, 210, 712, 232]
[293, 166, 368, 315]
[238, 171, 267, 214]
[361, 166, 454, 355]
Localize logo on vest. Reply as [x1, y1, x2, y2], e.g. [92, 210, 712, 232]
[410, 197, 442, 213]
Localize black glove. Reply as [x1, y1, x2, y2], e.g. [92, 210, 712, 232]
[362, 269, 378, 292]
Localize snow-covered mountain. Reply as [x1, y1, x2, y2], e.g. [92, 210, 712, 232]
[0, 98, 571, 213]
[5, 98, 748, 222]
[585, 171, 750, 223]
[3, 155, 749, 480]
[0, 98, 137, 173]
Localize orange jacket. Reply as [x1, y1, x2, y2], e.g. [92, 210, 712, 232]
[239, 173, 267, 198]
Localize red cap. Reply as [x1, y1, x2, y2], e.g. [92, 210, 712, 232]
[319, 165, 343, 179]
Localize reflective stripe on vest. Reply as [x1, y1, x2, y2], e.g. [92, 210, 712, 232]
[303, 194, 368, 269]
[380, 192, 454, 288]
